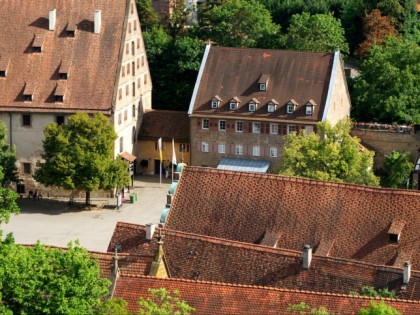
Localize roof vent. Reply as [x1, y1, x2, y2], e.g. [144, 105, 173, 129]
[49, 9, 56, 31]
[303, 244, 312, 269]
[403, 261, 411, 284]
[146, 223, 156, 241]
[94, 10, 101, 34]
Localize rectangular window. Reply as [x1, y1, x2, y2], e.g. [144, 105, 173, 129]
[252, 146, 260, 157]
[230, 102, 237, 111]
[137, 38, 140, 49]
[132, 104, 136, 117]
[305, 126, 314, 135]
[141, 56, 145, 66]
[0, 71, 5, 77]
[56, 115, 65, 125]
[270, 123, 278, 134]
[306, 106, 313, 116]
[128, 22, 132, 33]
[235, 144, 243, 155]
[144, 74, 147, 85]
[249, 103, 256, 112]
[119, 137, 124, 153]
[23, 163, 31, 174]
[127, 64, 130, 75]
[179, 144, 189, 152]
[287, 125, 296, 134]
[236, 121, 243, 132]
[201, 142, 209, 152]
[287, 105, 294, 114]
[211, 101, 218, 109]
[126, 43, 129, 54]
[253, 122, 261, 133]
[218, 144, 226, 154]
[270, 147, 278, 158]
[134, 20, 137, 31]
[118, 88, 122, 100]
[267, 104, 275, 113]
[118, 113, 122, 125]
[124, 110, 128, 121]
[22, 114, 31, 126]
[219, 120, 226, 131]
[202, 119, 209, 129]
[126, 85, 129, 96]
[259, 83, 266, 91]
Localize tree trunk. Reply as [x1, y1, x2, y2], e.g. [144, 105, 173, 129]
[85, 191, 91, 208]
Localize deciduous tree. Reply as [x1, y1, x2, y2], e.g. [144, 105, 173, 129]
[0, 121, 19, 186]
[138, 288, 194, 315]
[279, 119, 380, 187]
[357, 301, 402, 315]
[382, 151, 414, 188]
[35, 113, 130, 206]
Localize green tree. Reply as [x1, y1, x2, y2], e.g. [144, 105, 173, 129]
[350, 286, 397, 298]
[138, 288, 194, 315]
[279, 119, 380, 187]
[0, 241, 110, 315]
[0, 170, 19, 227]
[382, 151, 414, 188]
[201, 0, 280, 48]
[97, 298, 132, 315]
[288, 302, 334, 314]
[351, 36, 420, 124]
[0, 121, 19, 186]
[136, 0, 160, 31]
[357, 301, 402, 315]
[35, 113, 130, 206]
[283, 12, 349, 54]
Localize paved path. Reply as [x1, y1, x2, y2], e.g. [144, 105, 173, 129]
[1, 175, 171, 252]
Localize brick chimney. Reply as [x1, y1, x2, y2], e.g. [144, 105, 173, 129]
[49, 9, 56, 31]
[403, 261, 411, 284]
[146, 223, 156, 241]
[303, 244, 312, 269]
[94, 10, 101, 34]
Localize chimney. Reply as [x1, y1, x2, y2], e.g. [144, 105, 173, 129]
[49, 9, 56, 31]
[94, 10, 101, 34]
[146, 223, 156, 241]
[303, 244, 312, 269]
[403, 261, 411, 284]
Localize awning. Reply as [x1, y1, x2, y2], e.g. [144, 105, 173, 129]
[120, 151, 136, 162]
[217, 158, 270, 173]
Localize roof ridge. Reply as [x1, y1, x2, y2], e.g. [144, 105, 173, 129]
[211, 45, 336, 56]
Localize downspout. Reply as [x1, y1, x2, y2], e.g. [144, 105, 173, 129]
[8, 112, 12, 147]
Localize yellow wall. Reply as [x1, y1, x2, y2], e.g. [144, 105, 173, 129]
[137, 139, 190, 174]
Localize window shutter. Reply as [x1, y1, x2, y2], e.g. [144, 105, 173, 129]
[281, 125, 287, 135]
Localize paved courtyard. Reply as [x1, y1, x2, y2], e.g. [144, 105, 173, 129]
[1, 175, 171, 252]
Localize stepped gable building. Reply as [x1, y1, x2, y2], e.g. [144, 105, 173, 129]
[0, 0, 152, 188]
[188, 46, 351, 171]
[165, 167, 420, 270]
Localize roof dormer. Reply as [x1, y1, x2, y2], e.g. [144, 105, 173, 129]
[305, 99, 317, 116]
[59, 60, 71, 80]
[286, 99, 298, 115]
[229, 96, 241, 111]
[55, 81, 66, 103]
[0, 57, 10, 77]
[67, 22, 77, 37]
[388, 220, 405, 244]
[258, 74, 270, 91]
[32, 34, 45, 53]
[267, 98, 279, 113]
[211, 95, 222, 109]
[23, 82, 36, 102]
[248, 98, 259, 112]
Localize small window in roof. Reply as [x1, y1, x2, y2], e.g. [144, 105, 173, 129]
[388, 220, 405, 245]
[32, 34, 45, 52]
[258, 74, 270, 91]
[229, 97, 241, 111]
[55, 81, 66, 103]
[286, 99, 298, 115]
[249, 98, 259, 112]
[59, 60, 70, 80]
[211, 95, 222, 109]
[305, 99, 317, 116]
[67, 22, 76, 37]
[0, 58, 10, 77]
[23, 83, 36, 102]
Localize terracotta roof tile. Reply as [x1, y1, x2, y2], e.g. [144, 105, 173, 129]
[0, 0, 127, 113]
[138, 110, 189, 142]
[166, 167, 420, 270]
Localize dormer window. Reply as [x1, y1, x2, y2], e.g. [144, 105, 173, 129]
[211, 95, 222, 109]
[59, 60, 70, 80]
[267, 99, 279, 113]
[32, 34, 45, 53]
[229, 96, 241, 111]
[23, 83, 36, 102]
[249, 98, 259, 112]
[258, 74, 270, 91]
[286, 99, 298, 115]
[305, 99, 317, 116]
[0, 58, 10, 78]
[388, 220, 405, 245]
[54, 81, 66, 103]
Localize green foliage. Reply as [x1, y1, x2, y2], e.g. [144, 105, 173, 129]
[35, 113, 130, 206]
[136, 0, 160, 31]
[382, 151, 414, 188]
[351, 36, 420, 124]
[288, 302, 334, 315]
[283, 12, 349, 54]
[97, 298, 132, 315]
[357, 301, 402, 315]
[201, 0, 280, 48]
[350, 286, 397, 298]
[138, 288, 194, 315]
[0, 121, 19, 186]
[279, 119, 380, 187]
[0, 241, 110, 315]
[0, 170, 19, 227]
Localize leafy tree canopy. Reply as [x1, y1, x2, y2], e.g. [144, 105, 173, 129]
[350, 286, 397, 298]
[351, 36, 420, 124]
[35, 113, 130, 206]
[97, 298, 131, 315]
[382, 151, 414, 188]
[357, 301, 402, 315]
[0, 121, 19, 186]
[0, 241, 110, 315]
[136, 0, 160, 31]
[283, 12, 349, 54]
[288, 302, 334, 314]
[0, 171, 19, 227]
[138, 288, 194, 315]
[279, 119, 380, 187]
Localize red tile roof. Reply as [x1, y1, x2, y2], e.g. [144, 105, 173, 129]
[114, 275, 420, 314]
[0, 0, 127, 113]
[138, 109, 190, 142]
[190, 46, 334, 122]
[166, 167, 420, 270]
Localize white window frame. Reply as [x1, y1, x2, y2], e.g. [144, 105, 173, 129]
[270, 147, 278, 158]
[235, 144, 243, 155]
[219, 120, 226, 131]
[267, 104, 275, 113]
[287, 104, 294, 114]
[230, 102, 237, 111]
[287, 125, 297, 134]
[259, 83, 266, 91]
[270, 123, 278, 135]
[236, 121, 243, 133]
[211, 100, 218, 109]
[218, 143, 226, 154]
[249, 103, 256, 112]
[306, 105, 313, 116]
[253, 122, 261, 133]
[305, 126, 314, 135]
[252, 146, 260, 157]
[202, 119, 209, 129]
[201, 142, 209, 152]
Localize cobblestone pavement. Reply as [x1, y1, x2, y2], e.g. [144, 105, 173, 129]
[1, 175, 171, 252]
